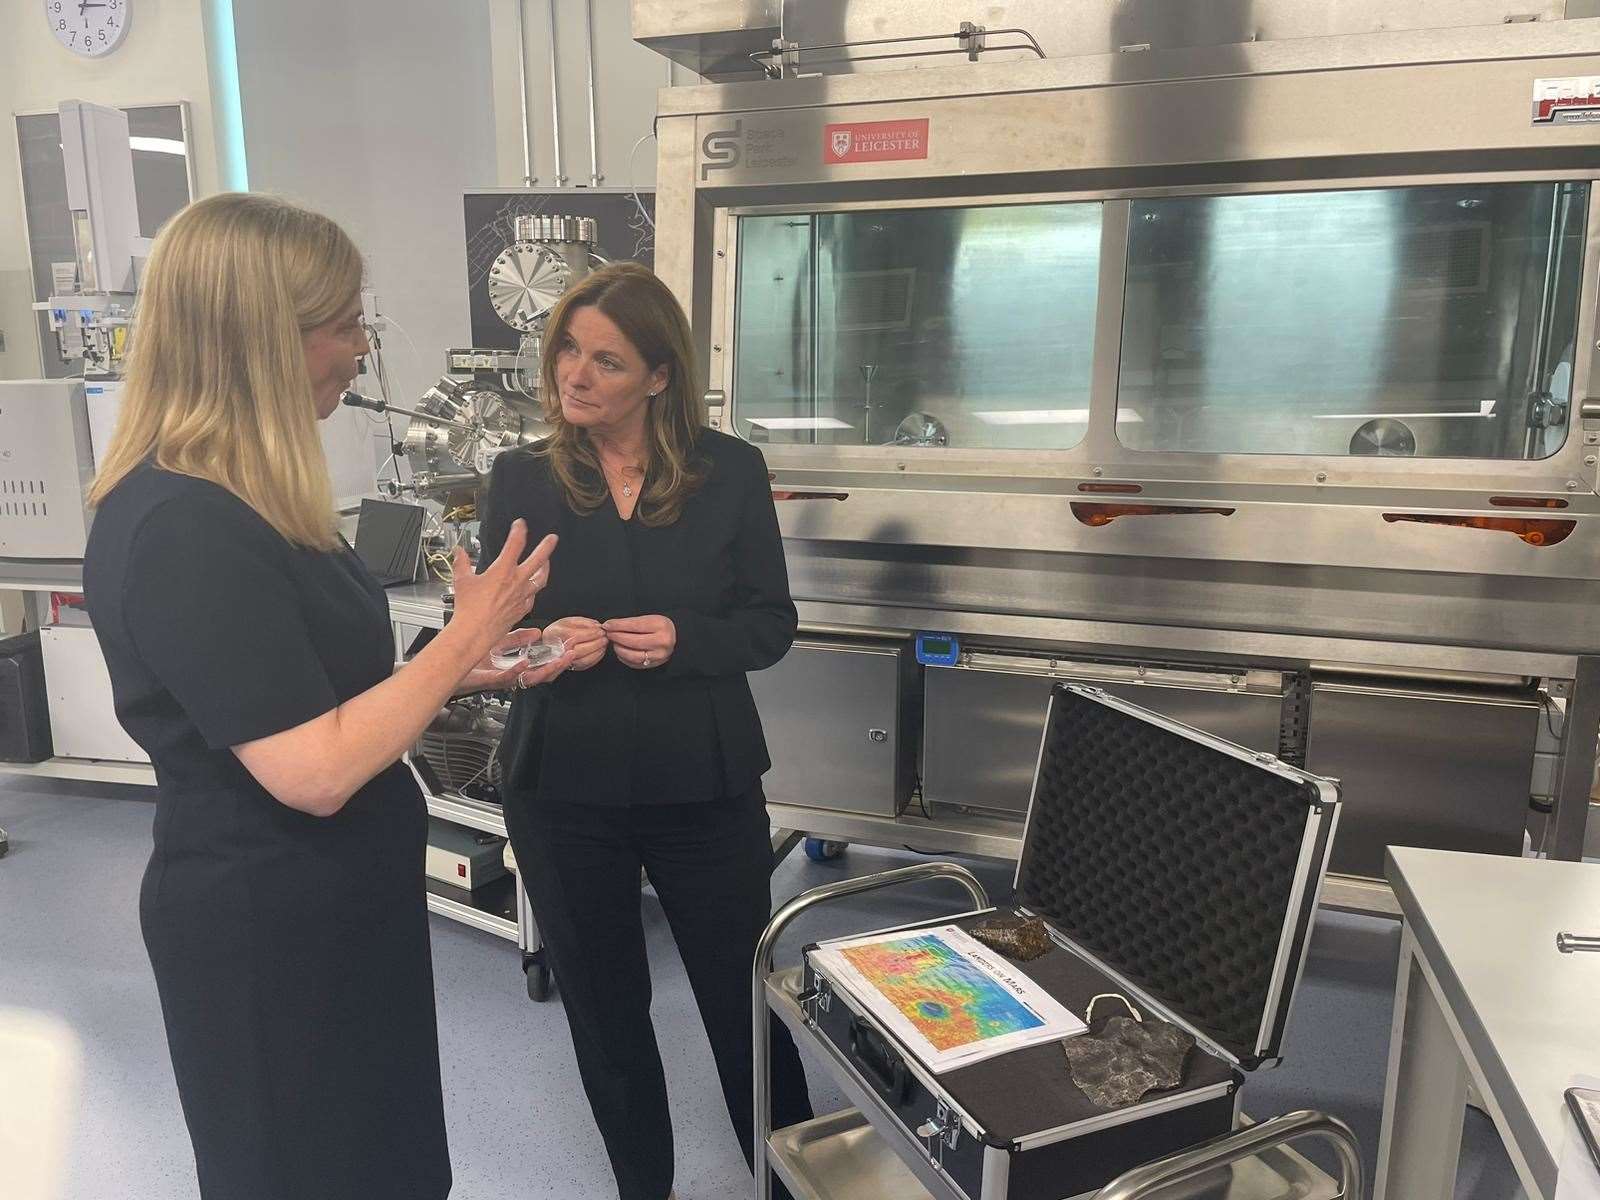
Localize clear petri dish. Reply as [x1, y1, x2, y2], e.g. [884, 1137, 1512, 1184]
[489, 636, 566, 671]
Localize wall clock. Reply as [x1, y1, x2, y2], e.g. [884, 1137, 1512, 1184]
[45, 0, 131, 58]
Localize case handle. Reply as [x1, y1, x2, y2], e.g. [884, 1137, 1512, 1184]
[848, 1016, 912, 1105]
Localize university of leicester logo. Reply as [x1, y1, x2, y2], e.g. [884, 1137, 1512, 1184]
[830, 130, 853, 158]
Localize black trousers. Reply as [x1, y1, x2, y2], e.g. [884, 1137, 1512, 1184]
[505, 786, 814, 1200]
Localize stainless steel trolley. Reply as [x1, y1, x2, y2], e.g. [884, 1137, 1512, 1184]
[751, 681, 1364, 1200]
[753, 863, 1364, 1200]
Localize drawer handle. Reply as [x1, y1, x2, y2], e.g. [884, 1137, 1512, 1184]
[1381, 512, 1574, 547]
[1071, 502, 1235, 527]
[768, 473, 848, 502]
[771, 489, 849, 502]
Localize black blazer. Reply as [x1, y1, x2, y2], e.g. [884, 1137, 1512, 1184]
[479, 428, 797, 805]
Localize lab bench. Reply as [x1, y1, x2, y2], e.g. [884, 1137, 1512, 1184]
[0, 569, 548, 994]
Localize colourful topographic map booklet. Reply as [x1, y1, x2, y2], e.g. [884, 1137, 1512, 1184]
[810, 924, 1087, 1072]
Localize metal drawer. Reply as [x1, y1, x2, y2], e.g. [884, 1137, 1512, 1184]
[922, 654, 1283, 818]
[1306, 680, 1540, 878]
[750, 638, 919, 816]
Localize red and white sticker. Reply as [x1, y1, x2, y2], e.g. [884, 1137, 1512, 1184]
[823, 119, 930, 164]
[1533, 76, 1600, 125]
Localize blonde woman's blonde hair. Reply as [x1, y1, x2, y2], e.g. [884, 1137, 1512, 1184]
[88, 192, 363, 550]
[538, 262, 706, 527]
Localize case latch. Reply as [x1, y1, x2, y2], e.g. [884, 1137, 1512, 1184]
[915, 1101, 961, 1163]
[797, 976, 832, 1023]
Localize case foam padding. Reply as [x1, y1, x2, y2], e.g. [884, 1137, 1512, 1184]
[1016, 687, 1323, 1063]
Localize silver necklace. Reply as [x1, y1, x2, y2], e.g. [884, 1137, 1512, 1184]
[601, 455, 643, 499]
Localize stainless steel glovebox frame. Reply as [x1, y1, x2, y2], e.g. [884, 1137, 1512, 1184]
[648, 18, 1600, 867]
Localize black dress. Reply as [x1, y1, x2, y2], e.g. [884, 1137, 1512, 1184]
[83, 464, 450, 1200]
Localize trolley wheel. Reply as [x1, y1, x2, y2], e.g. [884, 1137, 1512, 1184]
[522, 950, 553, 1002]
[804, 837, 847, 862]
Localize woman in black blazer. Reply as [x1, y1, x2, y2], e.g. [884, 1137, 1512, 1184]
[479, 262, 812, 1200]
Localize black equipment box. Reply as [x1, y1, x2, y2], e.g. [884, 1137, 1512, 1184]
[801, 684, 1342, 1200]
[0, 631, 52, 763]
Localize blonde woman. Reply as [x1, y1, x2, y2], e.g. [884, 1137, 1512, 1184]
[83, 193, 565, 1199]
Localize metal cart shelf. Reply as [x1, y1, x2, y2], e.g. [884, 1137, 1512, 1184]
[388, 581, 553, 993]
[754, 863, 1364, 1200]
[425, 880, 518, 942]
[421, 792, 516, 945]
[0, 756, 154, 787]
[425, 791, 507, 838]
[765, 1104, 1351, 1200]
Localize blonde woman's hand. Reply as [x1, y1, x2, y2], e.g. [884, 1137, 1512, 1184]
[602, 615, 676, 671]
[543, 617, 609, 671]
[450, 520, 557, 660]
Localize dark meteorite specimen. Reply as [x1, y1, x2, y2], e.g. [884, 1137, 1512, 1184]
[1062, 1016, 1195, 1109]
[968, 913, 1052, 961]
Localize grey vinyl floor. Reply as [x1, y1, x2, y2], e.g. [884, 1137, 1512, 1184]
[0, 778, 1522, 1199]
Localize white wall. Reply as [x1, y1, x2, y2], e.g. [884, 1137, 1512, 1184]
[0, 0, 222, 381]
[233, 0, 682, 503]
[233, 0, 500, 505]
[2, 0, 685, 502]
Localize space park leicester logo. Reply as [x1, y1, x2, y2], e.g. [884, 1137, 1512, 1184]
[699, 120, 799, 178]
[700, 121, 743, 179]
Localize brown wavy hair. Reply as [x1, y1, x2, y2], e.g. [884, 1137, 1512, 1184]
[537, 262, 706, 526]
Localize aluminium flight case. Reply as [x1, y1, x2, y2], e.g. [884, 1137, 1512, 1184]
[799, 683, 1342, 1200]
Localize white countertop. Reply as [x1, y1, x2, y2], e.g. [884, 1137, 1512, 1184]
[1386, 846, 1600, 1197]
[385, 580, 452, 628]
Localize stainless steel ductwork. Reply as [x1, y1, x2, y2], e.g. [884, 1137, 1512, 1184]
[635, 0, 1581, 80]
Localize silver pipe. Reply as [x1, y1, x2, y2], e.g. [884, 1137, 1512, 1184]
[546, 0, 567, 185]
[582, 0, 601, 185]
[1092, 1110, 1364, 1200]
[348, 396, 476, 431]
[1524, 184, 1566, 458]
[1557, 932, 1600, 953]
[513, 0, 533, 184]
[749, 25, 1046, 76]
[751, 863, 990, 1200]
